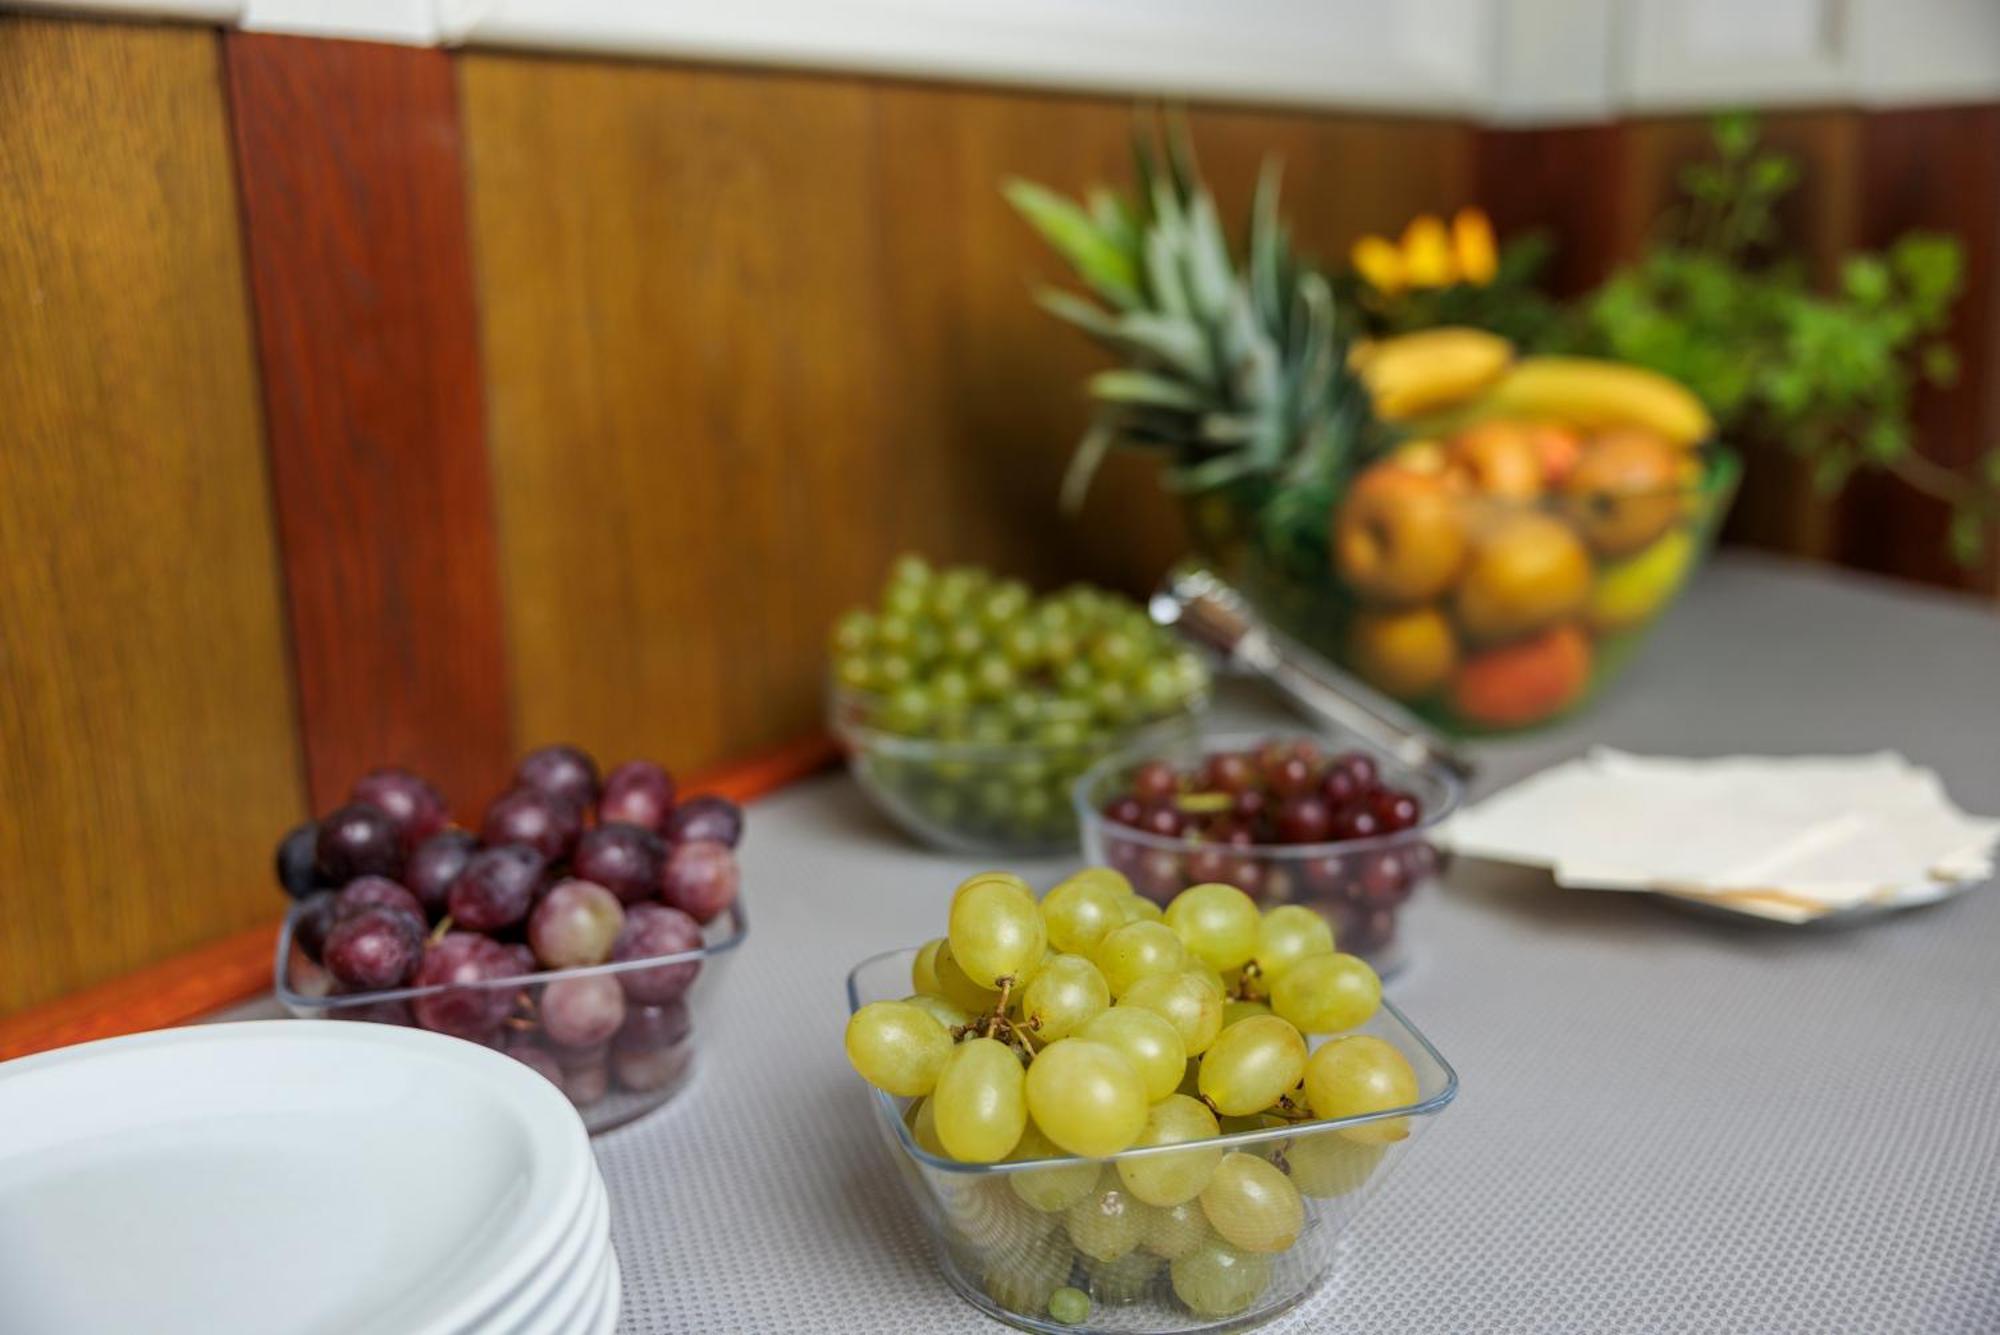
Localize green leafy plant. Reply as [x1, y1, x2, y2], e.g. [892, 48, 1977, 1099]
[1573, 113, 1997, 565]
[1005, 123, 1371, 522]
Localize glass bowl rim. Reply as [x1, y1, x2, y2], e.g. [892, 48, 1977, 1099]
[828, 683, 1211, 764]
[845, 946, 1459, 1176]
[1070, 729, 1465, 859]
[272, 894, 749, 1010]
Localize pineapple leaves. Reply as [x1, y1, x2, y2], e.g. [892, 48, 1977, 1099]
[1249, 159, 1287, 330]
[1088, 370, 1207, 412]
[1059, 418, 1119, 515]
[1003, 179, 1143, 309]
[1011, 115, 1364, 512]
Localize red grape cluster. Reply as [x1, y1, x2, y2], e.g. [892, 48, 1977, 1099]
[277, 746, 742, 1108]
[1097, 739, 1440, 957]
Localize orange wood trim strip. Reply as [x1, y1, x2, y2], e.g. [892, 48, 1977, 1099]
[0, 922, 281, 1064]
[0, 732, 841, 1063]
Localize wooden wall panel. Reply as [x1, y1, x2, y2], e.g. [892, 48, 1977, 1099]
[227, 34, 513, 814]
[1840, 106, 2000, 593]
[0, 17, 307, 1016]
[461, 57, 1474, 771]
[1479, 112, 1867, 570]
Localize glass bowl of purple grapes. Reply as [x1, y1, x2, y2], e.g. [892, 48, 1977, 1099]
[272, 746, 748, 1133]
[1073, 733, 1461, 977]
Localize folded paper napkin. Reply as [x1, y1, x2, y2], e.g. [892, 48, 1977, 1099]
[1445, 750, 2000, 923]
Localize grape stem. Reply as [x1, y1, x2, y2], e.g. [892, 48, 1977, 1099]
[1232, 961, 1266, 1003]
[429, 915, 455, 946]
[951, 975, 1040, 1063]
[1269, 1094, 1313, 1122]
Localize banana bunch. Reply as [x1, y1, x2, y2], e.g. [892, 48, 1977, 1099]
[1474, 357, 1713, 447]
[1349, 327, 1511, 422]
[1352, 329, 1714, 446]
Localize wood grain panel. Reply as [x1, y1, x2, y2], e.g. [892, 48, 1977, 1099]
[462, 56, 1474, 771]
[226, 33, 513, 814]
[0, 17, 307, 1017]
[1479, 112, 1863, 567]
[1841, 106, 2000, 593]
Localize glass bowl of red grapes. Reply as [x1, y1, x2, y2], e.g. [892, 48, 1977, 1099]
[272, 745, 746, 1133]
[1074, 734, 1461, 975]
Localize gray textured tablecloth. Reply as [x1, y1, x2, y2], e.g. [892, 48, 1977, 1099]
[590, 553, 2000, 1333]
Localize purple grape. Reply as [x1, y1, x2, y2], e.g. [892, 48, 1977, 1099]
[610, 903, 703, 1003]
[541, 975, 626, 1049]
[1132, 848, 1183, 904]
[1332, 751, 1379, 792]
[321, 906, 426, 991]
[664, 794, 743, 849]
[481, 788, 582, 862]
[405, 829, 477, 919]
[502, 942, 537, 978]
[599, 760, 676, 833]
[335, 998, 415, 1026]
[447, 844, 545, 932]
[528, 879, 626, 969]
[349, 768, 449, 850]
[659, 840, 739, 924]
[1183, 844, 1232, 886]
[560, 1058, 610, 1107]
[315, 802, 403, 882]
[613, 1041, 690, 1094]
[570, 823, 664, 905]
[515, 745, 600, 811]
[275, 821, 323, 899]
[293, 889, 343, 963]
[616, 997, 692, 1052]
[410, 933, 519, 1040]
[554, 1041, 610, 1073]
[334, 875, 426, 923]
[1360, 851, 1409, 906]
[501, 1036, 565, 1088]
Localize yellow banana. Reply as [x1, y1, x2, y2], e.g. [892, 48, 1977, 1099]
[1476, 357, 1713, 446]
[1351, 327, 1514, 421]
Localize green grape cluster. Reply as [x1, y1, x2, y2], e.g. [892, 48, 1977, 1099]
[830, 556, 1209, 849]
[843, 870, 1419, 1325]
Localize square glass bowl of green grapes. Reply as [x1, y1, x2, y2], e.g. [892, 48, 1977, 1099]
[843, 871, 1457, 1333]
[829, 559, 1211, 855]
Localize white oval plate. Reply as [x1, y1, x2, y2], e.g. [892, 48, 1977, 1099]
[488, 1178, 609, 1335]
[0, 1022, 594, 1335]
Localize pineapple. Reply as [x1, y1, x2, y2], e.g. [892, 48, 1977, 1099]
[1005, 126, 1370, 536]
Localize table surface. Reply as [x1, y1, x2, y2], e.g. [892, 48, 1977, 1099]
[246, 552, 2000, 1333]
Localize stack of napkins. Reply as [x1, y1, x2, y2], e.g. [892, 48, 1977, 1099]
[1446, 750, 2000, 923]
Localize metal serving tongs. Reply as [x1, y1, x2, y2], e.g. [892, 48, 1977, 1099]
[1150, 565, 1477, 785]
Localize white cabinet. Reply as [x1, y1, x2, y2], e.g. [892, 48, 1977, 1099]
[9, 0, 1998, 120]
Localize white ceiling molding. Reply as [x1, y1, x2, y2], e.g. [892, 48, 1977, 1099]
[7, 0, 1998, 121]
[1487, 0, 1620, 125]
[240, 0, 439, 43]
[441, 0, 1496, 119]
[1847, 0, 2000, 105]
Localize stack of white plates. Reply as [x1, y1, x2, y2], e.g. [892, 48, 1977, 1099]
[0, 1022, 619, 1335]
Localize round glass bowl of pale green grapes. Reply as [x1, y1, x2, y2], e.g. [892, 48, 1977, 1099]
[829, 559, 1211, 855]
[843, 872, 1457, 1333]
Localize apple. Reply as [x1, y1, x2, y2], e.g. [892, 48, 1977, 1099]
[1586, 528, 1696, 634]
[1451, 511, 1591, 643]
[1332, 462, 1469, 604]
[1561, 429, 1692, 557]
[1346, 605, 1458, 700]
[1447, 421, 1544, 501]
[1524, 422, 1582, 486]
[1450, 624, 1592, 729]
